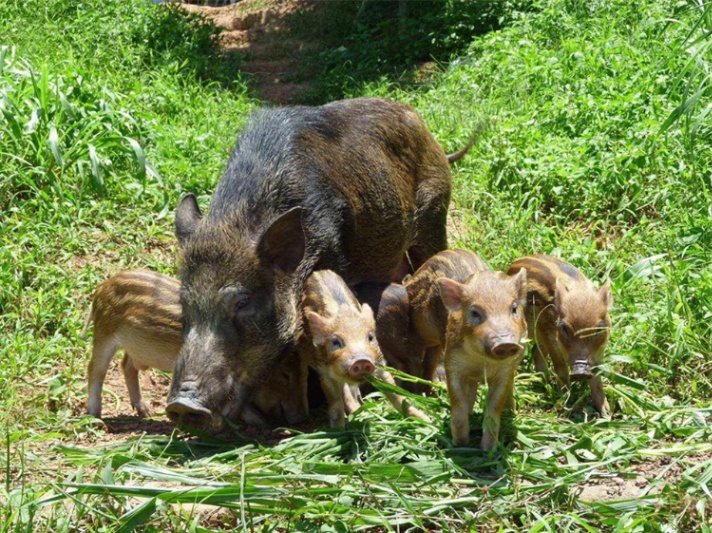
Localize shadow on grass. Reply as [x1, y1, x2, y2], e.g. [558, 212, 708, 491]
[147, 1, 531, 104]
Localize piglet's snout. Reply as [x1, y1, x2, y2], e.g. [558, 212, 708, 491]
[348, 359, 376, 380]
[487, 333, 524, 359]
[570, 361, 593, 381]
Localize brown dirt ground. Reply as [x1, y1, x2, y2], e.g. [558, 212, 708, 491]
[182, 0, 320, 104]
[574, 452, 712, 503]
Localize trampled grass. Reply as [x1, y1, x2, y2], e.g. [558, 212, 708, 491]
[1, 0, 711, 531]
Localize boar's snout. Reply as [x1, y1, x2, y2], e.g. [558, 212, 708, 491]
[348, 359, 376, 380]
[283, 401, 309, 425]
[488, 339, 524, 360]
[166, 383, 223, 431]
[570, 361, 593, 381]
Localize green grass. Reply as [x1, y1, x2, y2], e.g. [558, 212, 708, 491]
[1, 0, 711, 530]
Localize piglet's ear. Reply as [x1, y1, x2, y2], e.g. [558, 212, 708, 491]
[437, 278, 464, 312]
[511, 267, 528, 297]
[257, 207, 305, 274]
[554, 278, 568, 310]
[360, 303, 374, 322]
[306, 311, 331, 346]
[175, 194, 202, 249]
[599, 278, 613, 310]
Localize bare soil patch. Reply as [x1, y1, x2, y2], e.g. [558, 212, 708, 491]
[575, 452, 712, 503]
[182, 0, 321, 104]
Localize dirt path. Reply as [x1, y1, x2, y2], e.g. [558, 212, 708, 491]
[183, 0, 321, 104]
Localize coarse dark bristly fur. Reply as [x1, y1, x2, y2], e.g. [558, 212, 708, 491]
[168, 97, 460, 430]
[85, 269, 310, 425]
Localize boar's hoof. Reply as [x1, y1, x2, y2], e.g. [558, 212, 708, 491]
[570, 363, 593, 381]
[166, 398, 221, 431]
[348, 359, 376, 380]
[490, 342, 524, 359]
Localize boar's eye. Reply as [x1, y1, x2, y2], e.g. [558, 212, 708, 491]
[330, 335, 345, 351]
[468, 307, 483, 326]
[367, 331, 376, 344]
[234, 293, 250, 312]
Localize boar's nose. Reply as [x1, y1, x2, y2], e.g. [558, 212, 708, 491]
[490, 342, 524, 359]
[166, 385, 221, 431]
[570, 362, 593, 381]
[348, 359, 375, 380]
[284, 403, 309, 425]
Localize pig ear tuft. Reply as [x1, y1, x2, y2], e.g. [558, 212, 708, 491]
[600, 278, 613, 310]
[257, 207, 305, 274]
[306, 311, 330, 345]
[175, 194, 202, 249]
[437, 278, 464, 312]
[554, 278, 568, 309]
[360, 303, 374, 322]
[511, 267, 527, 296]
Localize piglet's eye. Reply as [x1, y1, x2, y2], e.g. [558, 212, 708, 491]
[367, 332, 376, 344]
[511, 302, 519, 316]
[330, 335, 345, 351]
[560, 323, 570, 337]
[469, 308, 483, 326]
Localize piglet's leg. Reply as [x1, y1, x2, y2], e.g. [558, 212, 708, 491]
[319, 374, 346, 429]
[121, 353, 151, 418]
[590, 375, 610, 417]
[374, 369, 431, 422]
[447, 370, 477, 447]
[481, 374, 514, 452]
[343, 384, 362, 415]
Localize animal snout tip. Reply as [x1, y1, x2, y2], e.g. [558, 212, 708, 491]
[490, 342, 524, 359]
[570, 363, 593, 381]
[348, 359, 376, 379]
[166, 397, 219, 430]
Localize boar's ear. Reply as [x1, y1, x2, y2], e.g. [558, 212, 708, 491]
[599, 278, 613, 310]
[175, 194, 202, 249]
[306, 311, 331, 345]
[511, 267, 527, 297]
[554, 278, 568, 309]
[257, 207, 305, 274]
[437, 278, 464, 312]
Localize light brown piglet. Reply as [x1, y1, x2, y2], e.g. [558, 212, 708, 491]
[508, 254, 612, 415]
[298, 270, 430, 429]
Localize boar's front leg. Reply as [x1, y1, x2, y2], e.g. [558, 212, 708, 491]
[373, 368, 431, 422]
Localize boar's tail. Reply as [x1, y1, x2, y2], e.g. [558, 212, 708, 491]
[81, 303, 94, 337]
[446, 120, 488, 164]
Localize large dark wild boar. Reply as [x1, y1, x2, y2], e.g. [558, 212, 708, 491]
[84, 270, 309, 425]
[167, 98, 458, 430]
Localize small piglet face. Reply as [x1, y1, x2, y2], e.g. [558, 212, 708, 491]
[438, 269, 528, 360]
[555, 279, 612, 380]
[306, 304, 381, 384]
